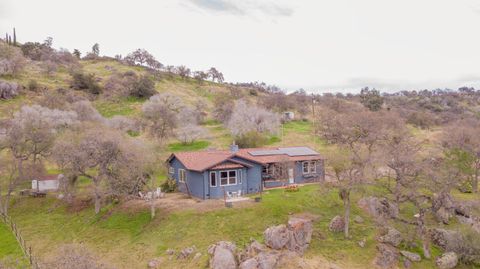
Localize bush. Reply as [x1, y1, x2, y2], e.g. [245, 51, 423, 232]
[0, 80, 20, 99]
[406, 111, 436, 129]
[161, 178, 177, 193]
[27, 79, 38, 91]
[70, 71, 102, 94]
[0, 42, 27, 76]
[130, 75, 156, 98]
[236, 131, 268, 148]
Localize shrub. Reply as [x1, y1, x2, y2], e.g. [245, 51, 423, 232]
[0, 42, 27, 76]
[406, 111, 436, 129]
[0, 80, 20, 99]
[27, 79, 38, 91]
[130, 75, 156, 98]
[235, 131, 268, 148]
[161, 178, 177, 193]
[70, 71, 102, 94]
[285, 185, 300, 192]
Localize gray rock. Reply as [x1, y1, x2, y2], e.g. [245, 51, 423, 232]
[165, 248, 175, 255]
[208, 241, 237, 269]
[400, 250, 421, 262]
[240, 258, 259, 269]
[435, 207, 453, 224]
[354, 215, 364, 223]
[358, 197, 399, 222]
[435, 252, 458, 269]
[264, 225, 290, 250]
[358, 238, 366, 248]
[403, 258, 412, 268]
[256, 251, 279, 269]
[147, 257, 163, 268]
[328, 215, 345, 233]
[263, 217, 313, 254]
[430, 229, 462, 251]
[378, 227, 402, 247]
[286, 217, 313, 254]
[178, 245, 196, 259]
[193, 252, 202, 260]
[374, 243, 399, 269]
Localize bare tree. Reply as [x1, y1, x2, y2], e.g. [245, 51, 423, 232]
[176, 65, 191, 78]
[142, 93, 183, 141]
[227, 100, 280, 137]
[0, 41, 27, 76]
[175, 124, 207, 145]
[208, 67, 224, 83]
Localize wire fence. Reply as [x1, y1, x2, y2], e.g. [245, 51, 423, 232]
[0, 213, 41, 269]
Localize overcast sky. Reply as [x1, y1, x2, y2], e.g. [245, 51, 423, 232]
[2, 0, 480, 93]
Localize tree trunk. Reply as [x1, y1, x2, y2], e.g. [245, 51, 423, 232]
[94, 182, 101, 214]
[343, 190, 351, 239]
[150, 201, 155, 219]
[473, 169, 478, 193]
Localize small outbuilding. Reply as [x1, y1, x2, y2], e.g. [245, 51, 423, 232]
[31, 174, 62, 192]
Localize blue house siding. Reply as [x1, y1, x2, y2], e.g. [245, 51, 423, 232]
[206, 168, 247, 199]
[294, 160, 325, 184]
[230, 157, 263, 195]
[169, 158, 206, 199]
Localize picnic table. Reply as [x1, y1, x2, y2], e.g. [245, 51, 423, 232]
[29, 191, 47, 198]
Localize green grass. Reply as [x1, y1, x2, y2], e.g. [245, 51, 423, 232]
[0, 222, 26, 265]
[284, 120, 312, 133]
[168, 140, 211, 152]
[6, 184, 449, 269]
[94, 96, 145, 118]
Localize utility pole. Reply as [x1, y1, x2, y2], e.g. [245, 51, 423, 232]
[13, 28, 16, 46]
[311, 94, 316, 145]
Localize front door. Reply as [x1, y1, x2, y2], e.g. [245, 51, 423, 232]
[288, 168, 294, 184]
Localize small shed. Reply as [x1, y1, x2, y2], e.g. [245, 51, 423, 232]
[32, 174, 62, 192]
[283, 111, 295, 121]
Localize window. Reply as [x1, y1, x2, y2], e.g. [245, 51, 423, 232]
[179, 169, 186, 183]
[210, 171, 217, 187]
[262, 166, 269, 175]
[220, 170, 237, 186]
[169, 166, 174, 174]
[228, 170, 237, 185]
[238, 170, 242, 184]
[309, 161, 317, 173]
[303, 161, 317, 174]
[302, 162, 309, 174]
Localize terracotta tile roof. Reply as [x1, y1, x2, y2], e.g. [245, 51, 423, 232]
[210, 161, 245, 170]
[168, 146, 323, 172]
[36, 174, 60, 181]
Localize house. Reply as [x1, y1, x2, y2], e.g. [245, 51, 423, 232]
[31, 174, 63, 192]
[166, 145, 324, 199]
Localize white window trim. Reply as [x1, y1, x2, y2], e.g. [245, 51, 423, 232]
[302, 162, 309, 174]
[238, 170, 242, 184]
[179, 169, 186, 183]
[310, 161, 317, 173]
[219, 170, 237, 186]
[210, 171, 217, 187]
[169, 166, 174, 174]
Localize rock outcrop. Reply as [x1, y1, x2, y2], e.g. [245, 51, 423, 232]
[378, 227, 402, 247]
[400, 250, 421, 262]
[374, 243, 399, 269]
[264, 217, 313, 254]
[435, 252, 458, 269]
[208, 241, 237, 269]
[328, 216, 345, 233]
[358, 197, 398, 222]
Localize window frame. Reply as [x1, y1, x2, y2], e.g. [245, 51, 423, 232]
[219, 170, 237, 186]
[238, 170, 242, 184]
[169, 166, 174, 174]
[210, 171, 217, 187]
[302, 162, 309, 174]
[179, 169, 186, 183]
[309, 161, 317, 173]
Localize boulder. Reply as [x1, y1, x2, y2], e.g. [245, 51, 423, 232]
[264, 225, 290, 250]
[435, 207, 453, 224]
[178, 245, 196, 259]
[328, 216, 345, 233]
[239, 258, 259, 269]
[286, 217, 313, 253]
[374, 243, 399, 269]
[193, 252, 202, 260]
[430, 229, 462, 251]
[400, 251, 421, 262]
[358, 197, 399, 222]
[256, 251, 280, 269]
[147, 257, 163, 268]
[358, 238, 366, 248]
[264, 217, 313, 254]
[208, 241, 237, 269]
[378, 227, 402, 247]
[243, 240, 267, 260]
[165, 249, 175, 255]
[435, 252, 458, 269]
[354, 215, 365, 223]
